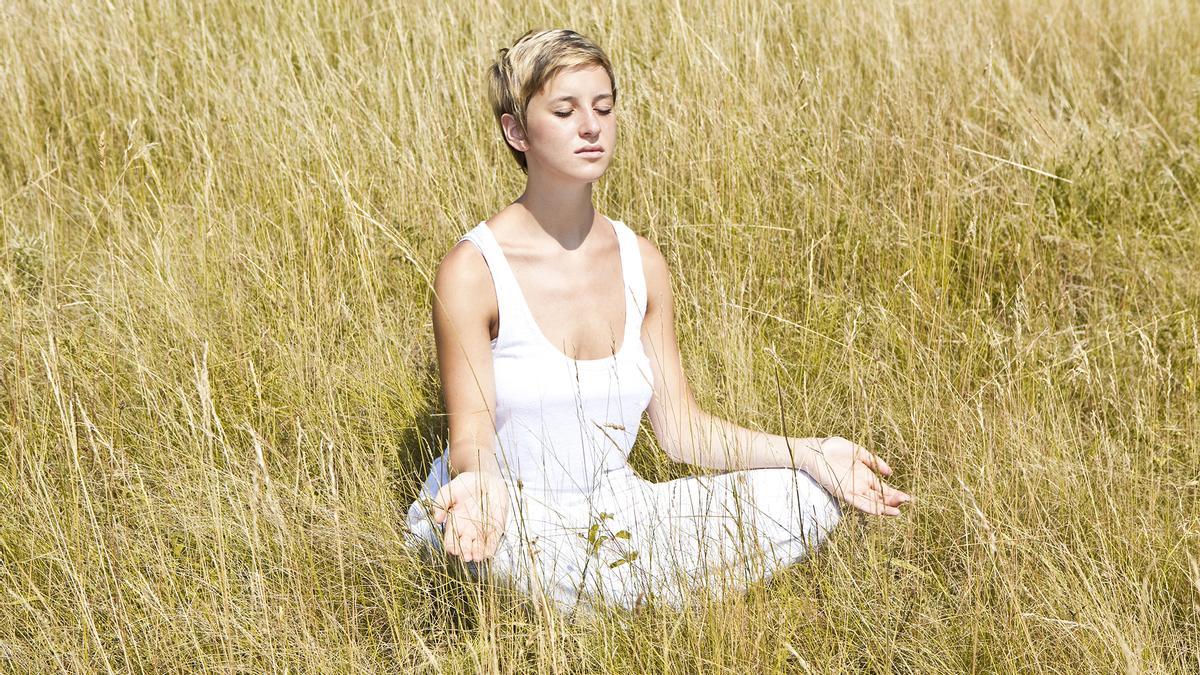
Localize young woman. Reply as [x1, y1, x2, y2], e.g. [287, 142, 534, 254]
[405, 28, 912, 615]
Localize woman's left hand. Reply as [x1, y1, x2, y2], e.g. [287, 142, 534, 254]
[802, 436, 913, 516]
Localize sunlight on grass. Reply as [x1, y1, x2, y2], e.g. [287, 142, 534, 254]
[1, 0, 1197, 671]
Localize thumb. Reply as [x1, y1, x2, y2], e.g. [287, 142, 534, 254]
[431, 483, 454, 524]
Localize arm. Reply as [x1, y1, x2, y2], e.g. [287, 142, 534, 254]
[428, 240, 511, 560]
[637, 237, 912, 515]
[433, 241, 503, 479]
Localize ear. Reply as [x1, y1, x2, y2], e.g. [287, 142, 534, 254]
[500, 113, 529, 152]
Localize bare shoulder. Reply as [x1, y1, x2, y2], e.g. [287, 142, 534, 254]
[436, 239, 489, 289]
[433, 238, 498, 325]
[636, 235, 672, 305]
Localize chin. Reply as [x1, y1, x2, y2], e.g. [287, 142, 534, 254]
[570, 162, 611, 183]
[534, 156, 612, 183]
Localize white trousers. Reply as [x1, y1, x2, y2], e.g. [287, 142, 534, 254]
[405, 456, 842, 616]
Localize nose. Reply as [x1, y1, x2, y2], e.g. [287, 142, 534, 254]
[579, 109, 601, 139]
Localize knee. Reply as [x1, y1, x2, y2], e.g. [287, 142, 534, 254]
[773, 468, 842, 549]
[810, 487, 842, 545]
[802, 470, 842, 539]
[405, 499, 439, 550]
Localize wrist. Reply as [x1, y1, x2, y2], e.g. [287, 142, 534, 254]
[463, 469, 508, 492]
[787, 436, 825, 474]
[446, 449, 502, 480]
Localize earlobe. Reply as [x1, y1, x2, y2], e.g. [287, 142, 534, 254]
[501, 113, 529, 152]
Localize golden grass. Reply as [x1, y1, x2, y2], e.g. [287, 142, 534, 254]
[1, 0, 1198, 671]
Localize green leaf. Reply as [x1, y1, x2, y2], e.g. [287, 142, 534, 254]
[609, 551, 639, 568]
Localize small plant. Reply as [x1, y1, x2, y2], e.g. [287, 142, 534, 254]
[3, 236, 45, 296]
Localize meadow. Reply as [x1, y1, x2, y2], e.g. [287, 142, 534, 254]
[1, 0, 1198, 671]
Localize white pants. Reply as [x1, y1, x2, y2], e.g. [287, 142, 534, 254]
[405, 456, 842, 616]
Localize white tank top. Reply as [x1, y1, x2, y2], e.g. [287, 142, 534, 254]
[456, 217, 655, 495]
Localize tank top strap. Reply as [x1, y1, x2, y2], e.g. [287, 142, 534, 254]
[457, 222, 537, 346]
[611, 219, 648, 325]
[460, 218, 646, 348]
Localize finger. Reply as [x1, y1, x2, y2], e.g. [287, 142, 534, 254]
[879, 482, 912, 506]
[851, 493, 901, 516]
[877, 483, 902, 505]
[479, 528, 497, 559]
[848, 494, 883, 515]
[862, 452, 893, 477]
[471, 530, 489, 561]
[468, 528, 487, 561]
[872, 500, 901, 516]
[856, 474, 888, 502]
[479, 533, 495, 561]
[441, 523, 460, 557]
[444, 517, 469, 557]
[452, 524, 468, 560]
[458, 516, 482, 559]
[460, 531, 480, 562]
[461, 519, 486, 561]
[878, 477, 912, 501]
[462, 533, 479, 562]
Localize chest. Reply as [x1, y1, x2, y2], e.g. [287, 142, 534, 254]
[500, 247, 629, 361]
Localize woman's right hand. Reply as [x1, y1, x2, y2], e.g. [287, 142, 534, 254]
[430, 470, 511, 563]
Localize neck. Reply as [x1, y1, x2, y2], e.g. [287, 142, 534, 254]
[512, 165, 598, 249]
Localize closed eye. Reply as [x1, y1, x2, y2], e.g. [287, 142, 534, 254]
[554, 109, 614, 117]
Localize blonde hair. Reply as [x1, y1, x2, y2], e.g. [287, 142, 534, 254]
[487, 29, 618, 174]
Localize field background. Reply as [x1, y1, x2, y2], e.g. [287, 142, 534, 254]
[2, 0, 1198, 672]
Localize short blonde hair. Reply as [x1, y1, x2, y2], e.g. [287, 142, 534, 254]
[487, 29, 618, 174]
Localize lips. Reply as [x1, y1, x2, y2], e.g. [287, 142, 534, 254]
[576, 145, 604, 154]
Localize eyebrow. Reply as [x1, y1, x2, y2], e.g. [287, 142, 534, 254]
[549, 94, 614, 104]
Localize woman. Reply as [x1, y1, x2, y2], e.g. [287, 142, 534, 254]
[405, 28, 912, 615]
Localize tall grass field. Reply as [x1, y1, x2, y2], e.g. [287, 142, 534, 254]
[1, 0, 1198, 671]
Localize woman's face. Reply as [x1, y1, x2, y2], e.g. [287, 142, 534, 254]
[505, 64, 616, 183]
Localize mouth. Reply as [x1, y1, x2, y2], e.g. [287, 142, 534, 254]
[576, 146, 604, 154]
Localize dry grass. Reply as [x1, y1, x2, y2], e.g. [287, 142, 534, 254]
[1, 0, 1198, 672]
